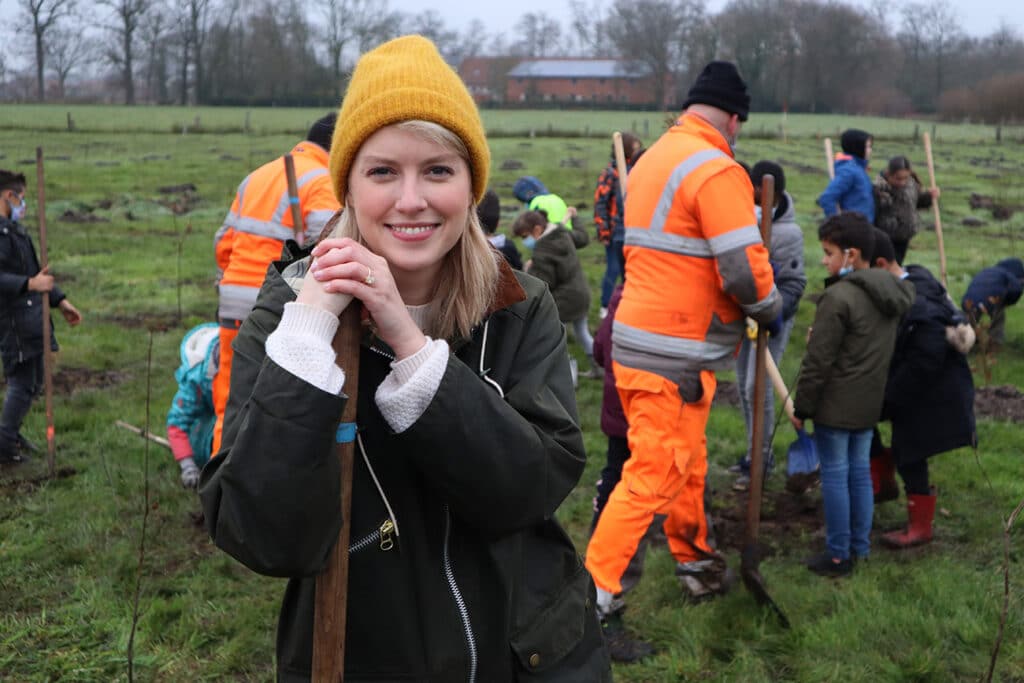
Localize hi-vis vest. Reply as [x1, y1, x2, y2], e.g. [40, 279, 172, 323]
[612, 113, 780, 381]
[214, 142, 339, 323]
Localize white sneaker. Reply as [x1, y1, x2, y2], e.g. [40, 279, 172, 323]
[599, 307, 608, 319]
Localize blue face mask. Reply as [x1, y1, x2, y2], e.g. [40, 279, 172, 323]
[523, 235, 537, 250]
[838, 250, 853, 277]
[9, 196, 26, 222]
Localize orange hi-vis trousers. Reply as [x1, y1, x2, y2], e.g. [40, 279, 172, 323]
[210, 324, 239, 458]
[586, 364, 716, 595]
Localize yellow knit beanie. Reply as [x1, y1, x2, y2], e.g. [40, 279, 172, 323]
[329, 35, 490, 207]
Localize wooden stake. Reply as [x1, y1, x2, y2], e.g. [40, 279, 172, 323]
[612, 131, 629, 190]
[922, 133, 947, 288]
[283, 154, 305, 247]
[35, 147, 56, 476]
[824, 138, 835, 179]
[312, 303, 362, 682]
[115, 420, 172, 449]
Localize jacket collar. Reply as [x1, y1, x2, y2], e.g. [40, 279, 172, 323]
[291, 140, 330, 166]
[675, 112, 734, 157]
[486, 257, 527, 316]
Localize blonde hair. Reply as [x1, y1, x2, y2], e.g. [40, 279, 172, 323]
[329, 120, 499, 342]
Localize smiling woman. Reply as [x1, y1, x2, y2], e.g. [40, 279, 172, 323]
[198, 34, 611, 683]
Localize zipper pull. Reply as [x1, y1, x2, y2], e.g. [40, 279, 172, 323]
[379, 519, 395, 551]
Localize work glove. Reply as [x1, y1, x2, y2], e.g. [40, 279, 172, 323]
[179, 456, 201, 489]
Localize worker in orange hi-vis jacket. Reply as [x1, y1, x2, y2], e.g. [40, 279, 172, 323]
[210, 113, 340, 458]
[585, 62, 781, 662]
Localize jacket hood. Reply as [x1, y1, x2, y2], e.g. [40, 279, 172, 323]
[773, 191, 795, 224]
[841, 129, 871, 159]
[845, 268, 914, 317]
[904, 265, 957, 325]
[996, 257, 1024, 280]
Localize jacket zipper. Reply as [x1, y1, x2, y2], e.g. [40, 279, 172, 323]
[347, 519, 396, 555]
[443, 504, 477, 683]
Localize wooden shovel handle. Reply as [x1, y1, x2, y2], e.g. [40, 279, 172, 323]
[312, 303, 362, 682]
[922, 133, 947, 288]
[746, 174, 775, 542]
[283, 154, 305, 247]
[612, 131, 629, 192]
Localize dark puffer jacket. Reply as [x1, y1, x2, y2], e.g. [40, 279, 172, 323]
[794, 268, 914, 430]
[961, 258, 1024, 313]
[884, 265, 976, 465]
[200, 243, 610, 683]
[0, 215, 63, 369]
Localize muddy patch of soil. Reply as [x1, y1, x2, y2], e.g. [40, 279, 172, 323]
[0, 465, 78, 498]
[52, 366, 126, 395]
[975, 385, 1024, 422]
[59, 208, 110, 223]
[99, 313, 181, 332]
[711, 485, 822, 555]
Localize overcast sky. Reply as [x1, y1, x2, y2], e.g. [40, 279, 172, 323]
[390, 0, 1019, 38]
[0, 0, 1018, 71]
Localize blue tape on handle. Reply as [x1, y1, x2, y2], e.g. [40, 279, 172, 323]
[289, 197, 299, 205]
[336, 422, 357, 443]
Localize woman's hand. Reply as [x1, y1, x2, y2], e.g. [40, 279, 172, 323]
[304, 237, 426, 360]
[929, 187, 941, 200]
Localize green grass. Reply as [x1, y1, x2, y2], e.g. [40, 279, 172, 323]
[1, 110, 1023, 681]
[2, 104, 1023, 142]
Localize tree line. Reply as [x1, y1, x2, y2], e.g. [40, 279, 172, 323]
[4, 0, 1024, 121]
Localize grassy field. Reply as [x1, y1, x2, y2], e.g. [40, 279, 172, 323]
[2, 104, 1024, 143]
[0, 107, 1022, 681]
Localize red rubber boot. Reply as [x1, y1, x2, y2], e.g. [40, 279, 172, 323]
[881, 490, 936, 549]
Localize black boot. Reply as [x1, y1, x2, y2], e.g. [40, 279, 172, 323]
[600, 611, 655, 663]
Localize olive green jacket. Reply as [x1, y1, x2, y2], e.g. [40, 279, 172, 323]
[199, 244, 610, 682]
[794, 268, 915, 430]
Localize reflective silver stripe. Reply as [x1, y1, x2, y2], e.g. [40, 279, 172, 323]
[741, 285, 781, 317]
[649, 148, 728, 234]
[271, 167, 330, 224]
[217, 283, 260, 320]
[612, 321, 736, 362]
[708, 224, 762, 255]
[305, 209, 335, 237]
[213, 211, 234, 248]
[236, 175, 251, 210]
[624, 228, 712, 257]
[233, 215, 295, 241]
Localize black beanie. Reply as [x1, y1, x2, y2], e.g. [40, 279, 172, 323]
[307, 113, 337, 151]
[840, 129, 871, 159]
[682, 61, 750, 122]
[476, 189, 500, 233]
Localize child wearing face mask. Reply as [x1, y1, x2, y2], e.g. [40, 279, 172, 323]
[513, 208, 598, 381]
[0, 170, 82, 465]
[791, 213, 913, 577]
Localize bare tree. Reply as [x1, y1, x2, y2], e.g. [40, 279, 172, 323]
[46, 25, 95, 100]
[604, 0, 704, 109]
[513, 12, 563, 57]
[568, 0, 605, 57]
[96, 0, 152, 104]
[407, 10, 460, 62]
[139, 3, 170, 103]
[20, 0, 76, 101]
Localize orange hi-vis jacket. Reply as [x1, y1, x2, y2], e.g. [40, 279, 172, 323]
[214, 141, 339, 324]
[612, 113, 781, 382]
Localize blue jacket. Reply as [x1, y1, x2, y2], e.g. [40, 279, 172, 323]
[962, 258, 1024, 313]
[818, 155, 875, 222]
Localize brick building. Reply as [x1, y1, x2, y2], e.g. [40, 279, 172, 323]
[505, 59, 665, 107]
[458, 57, 667, 108]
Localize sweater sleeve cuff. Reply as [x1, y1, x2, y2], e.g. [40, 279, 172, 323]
[265, 302, 345, 395]
[375, 338, 449, 433]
